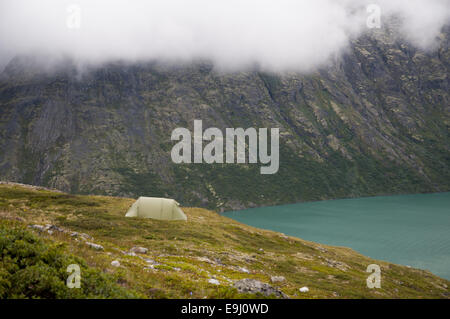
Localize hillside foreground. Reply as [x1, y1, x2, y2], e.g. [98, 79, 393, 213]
[0, 183, 448, 299]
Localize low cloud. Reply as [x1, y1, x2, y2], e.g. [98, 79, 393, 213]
[0, 0, 449, 72]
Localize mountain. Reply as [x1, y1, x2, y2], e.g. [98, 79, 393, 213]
[1, 182, 448, 299]
[0, 24, 449, 211]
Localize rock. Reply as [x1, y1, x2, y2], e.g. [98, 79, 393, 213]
[130, 246, 148, 254]
[29, 224, 45, 232]
[86, 242, 104, 251]
[80, 233, 93, 240]
[126, 251, 137, 256]
[44, 224, 64, 232]
[234, 279, 286, 298]
[197, 256, 215, 264]
[143, 258, 160, 265]
[299, 287, 309, 293]
[238, 267, 250, 274]
[271, 276, 286, 283]
[324, 258, 348, 271]
[208, 279, 220, 285]
[111, 260, 120, 267]
[214, 258, 224, 266]
[316, 246, 327, 253]
[69, 231, 93, 240]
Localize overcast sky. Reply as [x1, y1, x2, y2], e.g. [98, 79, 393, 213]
[0, 0, 449, 72]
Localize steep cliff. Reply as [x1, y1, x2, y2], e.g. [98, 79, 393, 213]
[0, 25, 449, 211]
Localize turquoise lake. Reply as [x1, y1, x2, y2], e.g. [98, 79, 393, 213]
[223, 192, 450, 280]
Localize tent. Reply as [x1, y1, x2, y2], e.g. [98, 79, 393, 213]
[125, 197, 187, 221]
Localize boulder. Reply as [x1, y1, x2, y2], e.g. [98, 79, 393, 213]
[237, 266, 250, 274]
[111, 260, 120, 267]
[80, 233, 94, 240]
[29, 224, 45, 232]
[86, 242, 104, 251]
[234, 279, 286, 298]
[44, 224, 64, 232]
[130, 246, 148, 254]
[270, 276, 286, 283]
[208, 279, 220, 285]
[299, 286, 309, 293]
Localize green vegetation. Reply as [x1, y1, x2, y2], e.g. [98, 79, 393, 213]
[0, 221, 141, 298]
[0, 183, 448, 299]
[172, 142, 433, 210]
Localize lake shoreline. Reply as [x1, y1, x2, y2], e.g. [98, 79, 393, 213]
[224, 192, 450, 280]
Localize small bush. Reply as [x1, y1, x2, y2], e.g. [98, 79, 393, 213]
[0, 222, 142, 299]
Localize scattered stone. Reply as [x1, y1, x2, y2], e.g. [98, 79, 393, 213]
[208, 279, 220, 285]
[80, 233, 93, 240]
[271, 276, 286, 283]
[68, 231, 93, 240]
[44, 224, 64, 232]
[29, 224, 45, 232]
[173, 267, 181, 272]
[299, 287, 309, 293]
[197, 256, 215, 264]
[126, 251, 137, 257]
[143, 258, 160, 265]
[111, 260, 120, 267]
[85, 242, 104, 251]
[316, 246, 327, 253]
[234, 279, 286, 298]
[325, 259, 348, 271]
[214, 258, 224, 265]
[130, 246, 148, 254]
[238, 267, 250, 274]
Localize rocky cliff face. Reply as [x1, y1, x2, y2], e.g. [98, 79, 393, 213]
[0, 25, 449, 211]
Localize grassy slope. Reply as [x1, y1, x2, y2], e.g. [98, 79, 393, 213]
[0, 183, 448, 299]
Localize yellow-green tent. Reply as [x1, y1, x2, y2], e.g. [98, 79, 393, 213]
[125, 197, 187, 221]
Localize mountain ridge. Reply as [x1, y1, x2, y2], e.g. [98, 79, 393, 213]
[0, 25, 449, 211]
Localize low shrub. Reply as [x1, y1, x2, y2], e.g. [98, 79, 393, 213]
[0, 222, 142, 299]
